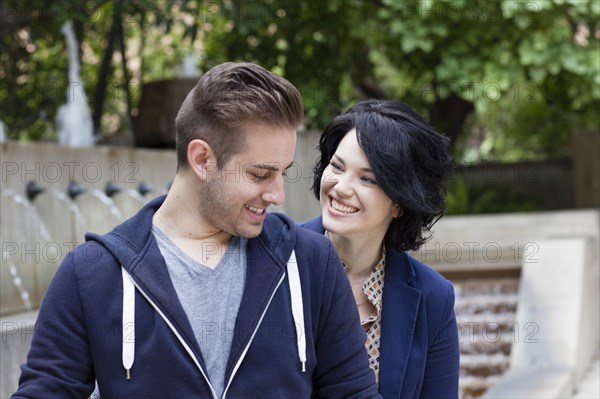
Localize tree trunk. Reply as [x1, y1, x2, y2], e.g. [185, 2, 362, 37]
[92, 0, 122, 137]
[428, 92, 475, 146]
[348, 44, 388, 99]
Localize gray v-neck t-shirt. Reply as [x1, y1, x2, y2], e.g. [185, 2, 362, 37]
[152, 225, 247, 398]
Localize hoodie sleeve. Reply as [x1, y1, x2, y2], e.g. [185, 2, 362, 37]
[12, 249, 96, 398]
[312, 243, 382, 399]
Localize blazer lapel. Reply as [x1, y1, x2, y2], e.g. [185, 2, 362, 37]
[378, 250, 422, 398]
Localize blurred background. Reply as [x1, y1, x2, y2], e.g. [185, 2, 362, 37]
[1, 0, 599, 398]
[2, 0, 599, 211]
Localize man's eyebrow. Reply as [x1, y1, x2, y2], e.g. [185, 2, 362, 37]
[251, 161, 295, 171]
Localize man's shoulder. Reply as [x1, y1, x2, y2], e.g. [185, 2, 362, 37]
[295, 216, 329, 249]
[296, 216, 323, 234]
[58, 239, 121, 281]
[263, 213, 329, 246]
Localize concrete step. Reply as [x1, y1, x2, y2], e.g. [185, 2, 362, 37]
[453, 277, 520, 399]
[460, 336, 513, 356]
[460, 353, 510, 377]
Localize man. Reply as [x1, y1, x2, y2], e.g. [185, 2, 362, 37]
[13, 62, 380, 398]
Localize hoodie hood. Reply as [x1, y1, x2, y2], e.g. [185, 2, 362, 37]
[85, 195, 297, 273]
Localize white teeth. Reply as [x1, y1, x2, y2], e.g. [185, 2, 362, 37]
[331, 198, 358, 214]
[247, 206, 265, 215]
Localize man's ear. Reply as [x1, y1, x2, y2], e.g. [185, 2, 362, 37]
[187, 139, 217, 181]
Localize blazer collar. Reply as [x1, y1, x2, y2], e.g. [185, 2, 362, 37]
[301, 216, 418, 284]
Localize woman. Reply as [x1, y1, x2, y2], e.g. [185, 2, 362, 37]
[302, 100, 459, 398]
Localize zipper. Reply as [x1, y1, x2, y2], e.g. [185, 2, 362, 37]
[130, 279, 219, 399]
[221, 273, 286, 399]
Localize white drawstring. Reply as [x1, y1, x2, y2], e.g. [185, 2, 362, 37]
[121, 267, 135, 380]
[118, 254, 303, 383]
[286, 250, 307, 372]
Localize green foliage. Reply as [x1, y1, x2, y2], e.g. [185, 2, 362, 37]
[1, 0, 208, 140]
[1, 0, 598, 164]
[446, 175, 541, 215]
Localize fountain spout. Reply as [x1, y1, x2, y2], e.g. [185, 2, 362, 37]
[55, 21, 94, 147]
[26, 181, 46, 202]
[0, 119, 6, 142]
[105, 182, 122, 198]
[68, 180, 86, 200]
[137, 182, 153, 197]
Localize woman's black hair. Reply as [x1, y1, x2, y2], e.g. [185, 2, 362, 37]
[312, 100, 453, 252]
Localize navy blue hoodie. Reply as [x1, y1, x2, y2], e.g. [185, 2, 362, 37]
[14, 196, 380, 398]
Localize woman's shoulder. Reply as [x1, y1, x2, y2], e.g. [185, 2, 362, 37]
[387, 249, 454, 300]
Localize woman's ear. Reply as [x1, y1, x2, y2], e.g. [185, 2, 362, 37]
[187, 139, 217, 181]
[392, 203, 404, 219]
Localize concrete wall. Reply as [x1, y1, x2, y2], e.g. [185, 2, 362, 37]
[1, 140, 177, 200]
[1, 311, 36, 397]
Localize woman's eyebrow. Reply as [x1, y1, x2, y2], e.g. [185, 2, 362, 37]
[333, 154, 373, 173]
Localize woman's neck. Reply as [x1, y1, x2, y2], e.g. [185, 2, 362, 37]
[328, 231, 384, 278]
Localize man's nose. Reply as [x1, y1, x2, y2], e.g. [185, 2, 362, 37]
[262, 175, 285, 206]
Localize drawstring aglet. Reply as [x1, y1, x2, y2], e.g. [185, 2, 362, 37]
[126, 368, 131, 380]
[301, 361, 306, 373]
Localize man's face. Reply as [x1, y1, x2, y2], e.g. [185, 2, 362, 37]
[199, 122, 297, 238]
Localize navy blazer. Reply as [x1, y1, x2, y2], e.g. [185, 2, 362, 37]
[301, 217, 459, 399]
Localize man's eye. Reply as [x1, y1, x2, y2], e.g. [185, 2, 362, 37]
[248, 172, 268, 181]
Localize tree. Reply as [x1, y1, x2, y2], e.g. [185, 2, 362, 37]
[2, 0, 598, 161]
[1, 0, 199, 141]
[200, 0, 599, 153]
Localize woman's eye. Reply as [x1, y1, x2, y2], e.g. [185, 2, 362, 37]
[329, 162, 342, 172]
[361, 176, 377, 185]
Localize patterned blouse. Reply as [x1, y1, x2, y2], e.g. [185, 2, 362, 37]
[349, 248, 386, 382]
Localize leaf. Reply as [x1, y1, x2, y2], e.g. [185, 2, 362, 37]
[402, 35, 418, 53]
[529, 67, 547, 82]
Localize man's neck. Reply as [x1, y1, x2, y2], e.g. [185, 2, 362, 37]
[153, 175, 231, 268]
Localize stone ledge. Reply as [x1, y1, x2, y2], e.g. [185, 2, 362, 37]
[483, 367, 573, 398]
[481, 237, 599, 398]
[1, 310, 38, 398]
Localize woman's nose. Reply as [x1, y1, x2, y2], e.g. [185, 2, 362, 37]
[333, 173, 354, 198]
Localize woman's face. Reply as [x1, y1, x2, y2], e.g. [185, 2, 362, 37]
[320, 129, 400, 241]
